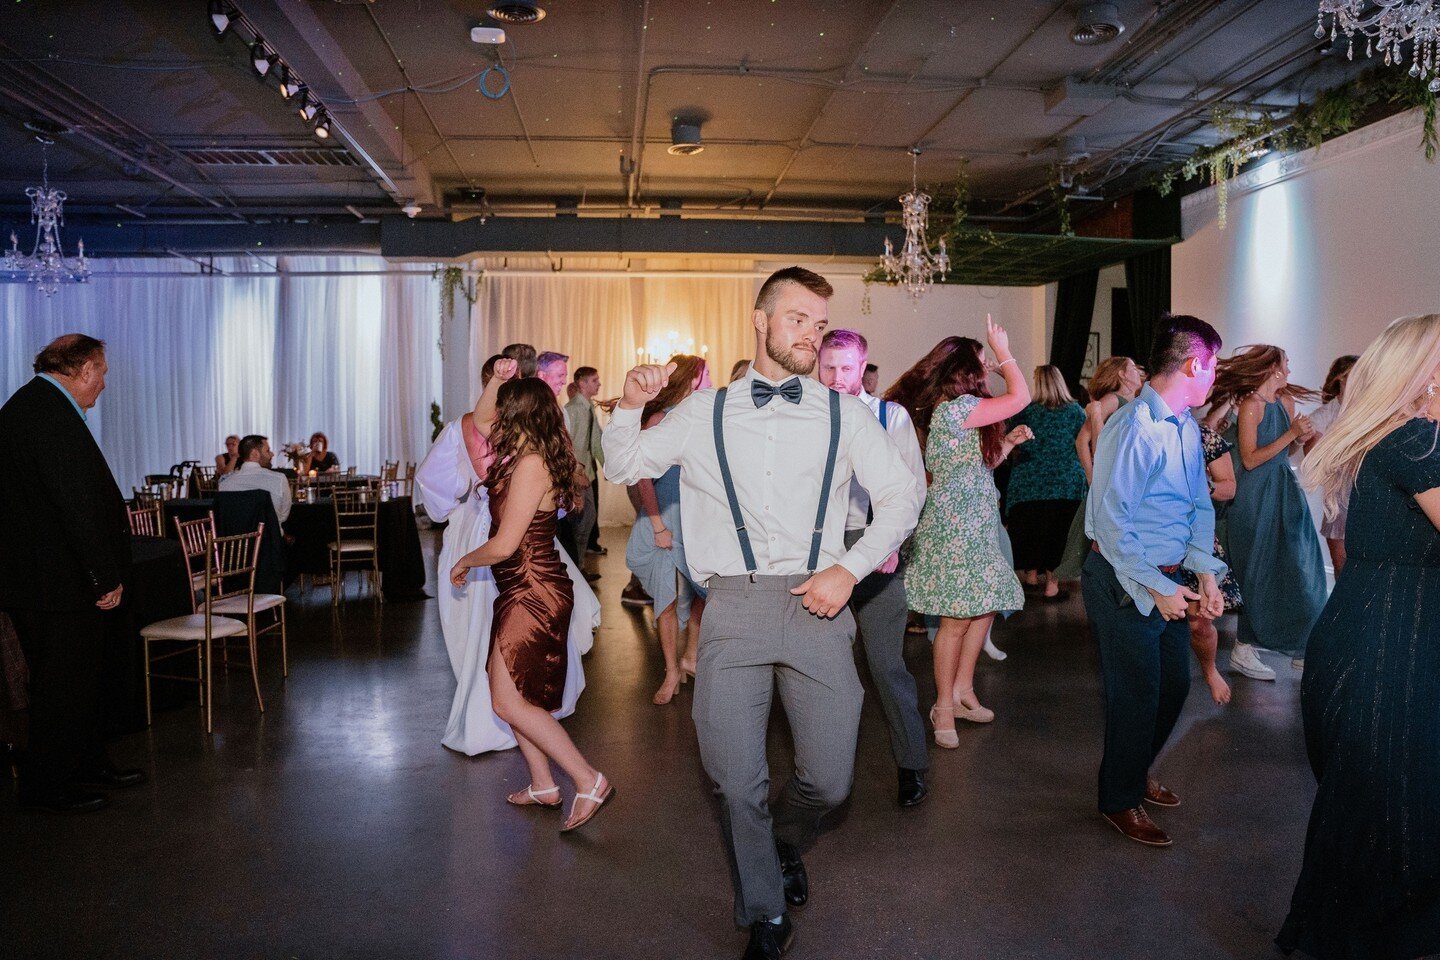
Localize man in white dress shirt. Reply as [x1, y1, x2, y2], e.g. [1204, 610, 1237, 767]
[604, 267, 923, 960]
[218, 435, 291, 523]
[817, 329, 930, 808]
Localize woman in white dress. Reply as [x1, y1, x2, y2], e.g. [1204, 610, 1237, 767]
[416, 360, 600, 756]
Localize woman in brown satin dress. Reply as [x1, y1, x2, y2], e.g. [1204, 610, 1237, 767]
[450, 359, 614, 833]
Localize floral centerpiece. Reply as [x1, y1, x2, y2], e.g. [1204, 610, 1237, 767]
[281, 441, 309, 471]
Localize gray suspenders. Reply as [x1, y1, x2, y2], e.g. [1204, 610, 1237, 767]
[712, 384, 842, 576]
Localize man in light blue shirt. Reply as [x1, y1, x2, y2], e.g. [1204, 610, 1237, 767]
[1083, 314, 1226, 849]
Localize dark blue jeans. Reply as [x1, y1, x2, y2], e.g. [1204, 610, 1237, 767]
[1082, 550, 1192, 814]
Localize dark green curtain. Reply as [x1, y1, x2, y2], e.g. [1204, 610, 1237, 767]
[1124, 247, 1171, 368]
[1049, 267, 1099, 395]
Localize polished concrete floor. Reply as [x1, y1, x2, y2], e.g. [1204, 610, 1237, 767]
[1, 527, 1314, 960]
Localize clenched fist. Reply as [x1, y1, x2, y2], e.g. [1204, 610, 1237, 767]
[621, 362, 677, 410]
[493, 358, 519, 382]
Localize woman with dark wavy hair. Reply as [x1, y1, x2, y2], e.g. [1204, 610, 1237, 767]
[905, 319, 1032, 743]
[450, 358, 613, 832]
[884, 335, 963, 447]
[1213, 344, 1326, 681]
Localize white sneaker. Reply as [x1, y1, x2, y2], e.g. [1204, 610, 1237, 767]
[983, 634, 1007, 662]
[1230, 642, 1276, 681]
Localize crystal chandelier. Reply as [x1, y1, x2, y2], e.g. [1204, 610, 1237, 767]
[2, 139, 90, 297]
[881, 147, 949, 301]
[1318, 1, 1440, 92]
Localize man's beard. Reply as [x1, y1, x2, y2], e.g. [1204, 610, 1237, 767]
[765, 329, 816, 376]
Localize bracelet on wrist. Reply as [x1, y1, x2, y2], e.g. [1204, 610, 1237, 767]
[998, 357, 1018, 369]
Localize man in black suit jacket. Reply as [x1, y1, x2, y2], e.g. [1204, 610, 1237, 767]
[0, 334, 144, 812]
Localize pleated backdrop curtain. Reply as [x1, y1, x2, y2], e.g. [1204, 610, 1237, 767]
[1123, 247, 1172, 368]
[1049, 267, 1100, 396]
[0, 256, 440, 491]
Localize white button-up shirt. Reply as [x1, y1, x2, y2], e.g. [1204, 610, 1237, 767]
[846, 389, 927, 533]
[218, 461, 293, 523]
[603, 370, 924, 583]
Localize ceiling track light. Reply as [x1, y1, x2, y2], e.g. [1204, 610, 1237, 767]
[313, 111, 331, 139]
[250, 38, 276, 77]
[208, 0, 234, 37]
[278, 65, 302, 100]
[298, 93, 318, 121]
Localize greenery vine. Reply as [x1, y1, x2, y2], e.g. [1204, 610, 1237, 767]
[430, 401, 444, 442]
[1153, 67, 1439, 229]
[432, 265, 477, 360]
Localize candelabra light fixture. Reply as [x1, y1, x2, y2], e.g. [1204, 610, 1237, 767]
[880, 147, 949, 301]
[1318, 1, 1440, 91]
[2, 139, 90, 297]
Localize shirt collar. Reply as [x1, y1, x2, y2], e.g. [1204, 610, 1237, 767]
[1137, 384, 1189, 426]
[238, 461, 267, 472]
[37, 373, 87, 422]
[746, 367, 808, 390]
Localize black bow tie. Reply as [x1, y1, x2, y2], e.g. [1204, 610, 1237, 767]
[751, 377, 804, 408]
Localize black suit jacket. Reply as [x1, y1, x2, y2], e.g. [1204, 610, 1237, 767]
[0, 377, 131, 612]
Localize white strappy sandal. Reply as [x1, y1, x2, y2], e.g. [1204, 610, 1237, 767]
[561, 772, 615, 833]
[506, 784, 562, 810]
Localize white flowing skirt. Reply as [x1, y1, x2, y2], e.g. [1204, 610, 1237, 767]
[438, 491, 599, 755]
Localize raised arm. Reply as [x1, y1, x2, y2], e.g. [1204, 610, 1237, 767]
[963, 315, 1031, 428]
[448, 455, 547, 584]
[472, 358, 520, 440]
[602, 362, 693, 485]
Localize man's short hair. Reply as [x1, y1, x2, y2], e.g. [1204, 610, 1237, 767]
[238, 435, 268, 463]
[536, 351, 569, 372]
[1148, 314, 1222, 377]
[820, 329, 868, 358]
[33, 334, 105, 376]
[864, 363, 878, 374]
[501, 343, 538, 377]
[754, 266, 834, 316]
[573, 365, 598, 382]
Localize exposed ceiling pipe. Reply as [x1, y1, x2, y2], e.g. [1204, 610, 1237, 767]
[624, 0, 651, 207]
[757, 0, 909, 208]
[1085, 0, 1225, 85]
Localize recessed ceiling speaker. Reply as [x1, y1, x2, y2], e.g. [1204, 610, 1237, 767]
[1071, 3, 1125, 45]
[668, 119, 704, 156]
[486, 1, 545, 24]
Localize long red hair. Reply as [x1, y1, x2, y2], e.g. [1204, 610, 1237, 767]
[915, 338, 1006, 467]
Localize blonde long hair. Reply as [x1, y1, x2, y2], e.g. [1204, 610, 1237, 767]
[1087, 357, 1134, 401]
[1301, 314, 1440, 520]
[1032, 364, 1076, 408]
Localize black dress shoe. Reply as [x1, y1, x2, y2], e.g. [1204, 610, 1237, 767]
[18, 788, 110, 814]
[586, 545, 608, 556]
[743, 915, 793, 960]
[897, 768, 929, 808]
[775, 840, 808, 907]
[73, 766, 147, 789]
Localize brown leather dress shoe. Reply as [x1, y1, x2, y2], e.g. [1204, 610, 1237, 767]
[1144, 779, 1180, 807]
[1102, 807, 1172, 846]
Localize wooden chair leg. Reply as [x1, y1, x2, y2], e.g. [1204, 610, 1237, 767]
[203, 638, 214, 734]
[279, 606, 289, 678]
[247, 620, 264, 714]
[143, 639, 154, 727]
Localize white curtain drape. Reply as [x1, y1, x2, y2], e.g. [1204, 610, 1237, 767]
[0, 256, 440, 491]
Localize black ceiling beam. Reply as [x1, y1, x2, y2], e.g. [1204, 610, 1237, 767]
[51, 221, 380, 257]
[380, 217, 909, 260]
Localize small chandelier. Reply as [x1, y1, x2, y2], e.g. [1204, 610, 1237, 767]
[3, 138, 90, 297]
[881, 147, 949, 301]
[1318, 1, 1440, 92]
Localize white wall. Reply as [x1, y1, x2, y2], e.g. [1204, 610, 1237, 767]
[1173, 106, 1440, 390]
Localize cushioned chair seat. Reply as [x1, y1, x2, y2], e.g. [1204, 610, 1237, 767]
[329, 540, 376, 553]
[211, 593, 286, 614]
[141, 614, 248, 641]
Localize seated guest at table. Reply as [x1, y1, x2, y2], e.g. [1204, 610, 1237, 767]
[220, 435, 292, 523]
[302, 432, 340, 474]
[216, 435, 240, 476]
[0, 333, 143, 814]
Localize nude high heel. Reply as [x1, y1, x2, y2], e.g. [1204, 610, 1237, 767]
[929, 704, 959, 749]
[952, 688, 995, 724]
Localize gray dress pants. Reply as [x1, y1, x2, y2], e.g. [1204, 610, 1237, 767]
[692, 574, 864, 927]
[844, 528, 928, 771]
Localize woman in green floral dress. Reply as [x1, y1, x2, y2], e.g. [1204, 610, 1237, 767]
[906, 318, 1032, 745]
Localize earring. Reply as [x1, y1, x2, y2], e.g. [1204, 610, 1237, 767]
[1427, 383, 1437, 399]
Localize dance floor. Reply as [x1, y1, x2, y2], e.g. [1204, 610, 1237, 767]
[1, 527, 1313, 960]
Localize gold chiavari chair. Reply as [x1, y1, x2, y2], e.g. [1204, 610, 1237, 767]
[126, 502, 163, 538]
[381, 460, 399, 483]
[140, 528, 262, 732]
[397, 461, 416, 498]
[174, 512, 289, 681]
[132, 488, 165, 509]
[345, 465, 358, 478]
[193, 465, 219, 495]
[330, 488, 381, 607]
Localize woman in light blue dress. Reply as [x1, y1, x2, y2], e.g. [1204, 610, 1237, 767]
[1213, 345, 1327, 677]
[624, 354, 710, 705]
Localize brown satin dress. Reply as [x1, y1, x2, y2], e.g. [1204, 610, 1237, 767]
[485, 467, 574, 712]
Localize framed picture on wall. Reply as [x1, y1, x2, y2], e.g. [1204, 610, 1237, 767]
[1080, 330, 1100, 381]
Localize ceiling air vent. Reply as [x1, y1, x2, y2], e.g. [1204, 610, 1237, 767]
[1071, 3, 1125, 45]
[178, 147, 359, 167]
[486, 1, 545, 24]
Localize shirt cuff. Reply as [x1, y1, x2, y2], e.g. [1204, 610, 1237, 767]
[609, 405, 642, 427]
[1183, 546, 1228, 580]
[836, 550, 873, 584]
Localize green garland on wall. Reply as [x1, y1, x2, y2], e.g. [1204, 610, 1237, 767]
[432, 265, 478, 360]
[1154, 67, 1438, 228]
